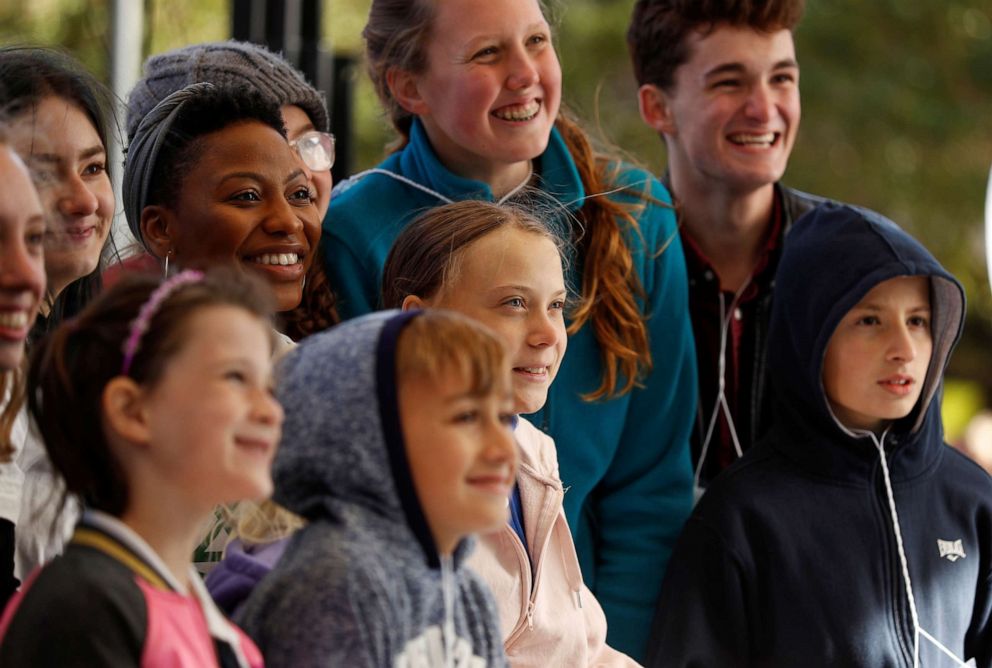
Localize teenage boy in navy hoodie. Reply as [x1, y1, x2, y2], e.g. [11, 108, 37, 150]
[647, 203, 992, 667]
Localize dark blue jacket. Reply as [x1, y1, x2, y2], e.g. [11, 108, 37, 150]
[648, 203, 992, 667]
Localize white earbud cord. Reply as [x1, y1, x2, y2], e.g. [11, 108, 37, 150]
[352, 164, 533, 206]
[693, 281, 751, 492]
[869, 430, 969, 667]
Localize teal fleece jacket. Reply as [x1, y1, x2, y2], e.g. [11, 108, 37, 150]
[323, 119, 696, 660]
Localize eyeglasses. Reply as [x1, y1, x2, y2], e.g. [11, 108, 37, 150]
[290, 130, 336, 172]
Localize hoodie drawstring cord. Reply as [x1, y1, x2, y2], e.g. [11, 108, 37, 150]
[694, 282, 751, 499]
[869, 430, 969, 667]
[440, 554, 455, 668]
[351, 165, 533, 206]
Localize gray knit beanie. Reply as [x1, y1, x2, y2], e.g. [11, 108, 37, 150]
[126, 40, 328, 141]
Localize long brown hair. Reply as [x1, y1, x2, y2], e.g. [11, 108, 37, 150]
[381, 199, 566, 309]
[365, 0, 656, 399]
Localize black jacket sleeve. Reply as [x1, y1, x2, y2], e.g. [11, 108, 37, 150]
[0, 518, 18, 610]
[645, 518, 753, 668]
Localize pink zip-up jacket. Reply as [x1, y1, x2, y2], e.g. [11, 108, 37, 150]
[467, 417, 641, 667]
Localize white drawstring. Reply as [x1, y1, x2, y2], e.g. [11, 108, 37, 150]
[353, 163, 533, 206]
[867, 429, 970, 667]
[693, 280, 751, 497]
[440, 554, 455, 668]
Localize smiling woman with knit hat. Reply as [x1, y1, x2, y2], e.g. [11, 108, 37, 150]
[126, 40, 333, 216]
[122, 83, 333, 345]
[113, 41, 337, 339]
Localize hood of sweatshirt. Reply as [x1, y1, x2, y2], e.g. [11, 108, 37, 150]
[271, 309, 460, 568]
[766, 202, 965, 483]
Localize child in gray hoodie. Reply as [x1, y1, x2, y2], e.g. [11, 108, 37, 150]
[238, 309, 514, 667]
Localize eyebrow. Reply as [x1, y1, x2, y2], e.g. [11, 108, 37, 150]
[703, 58, 799, 79]
[854, 303, 931, 313]
[28, 145, 105, 164]
[462, 22, 549, 49]
[489, 284, 567, 295]
[285, 168, 306, 185]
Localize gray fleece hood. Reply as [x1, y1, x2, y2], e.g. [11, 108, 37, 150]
[272, 309, 450, 567]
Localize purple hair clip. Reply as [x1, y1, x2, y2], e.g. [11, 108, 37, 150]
[120, 270, 205, 375]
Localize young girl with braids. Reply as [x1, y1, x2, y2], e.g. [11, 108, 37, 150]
[324, 0, 696, 658]
[0, 269, 279, 667]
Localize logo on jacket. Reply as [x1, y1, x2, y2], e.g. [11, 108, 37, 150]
[937, 539, 966, 562]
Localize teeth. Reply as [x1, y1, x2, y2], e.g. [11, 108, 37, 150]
[0, 311, 27, 329]
[729, 132, 775, 145]
[252, 253, 299, 266]
[493, 101, 540, 122]
[518, 367, 546, 374]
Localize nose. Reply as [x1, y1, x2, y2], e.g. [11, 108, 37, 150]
[261, 197, 306, 237]
[57, 172, 99, 219]
[743, 82, 774, 123]
[253, 387, 285, 429]
[527, 310, 561, 349]
[482, 420, 519, 468]
[0, 240, 45, 298]
[506, 47, 539, 91]
[887, 323, 917, 363]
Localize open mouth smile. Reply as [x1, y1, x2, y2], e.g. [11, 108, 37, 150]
[492, 100, 541, 122]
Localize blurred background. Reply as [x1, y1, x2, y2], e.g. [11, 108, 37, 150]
[2, 0, 991, 449]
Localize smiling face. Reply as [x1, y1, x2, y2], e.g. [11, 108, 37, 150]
[0, 146, 46, 369]
[400, 366, 518, 555]
[401, 0, 562, 190]
[822, 276, 933, 433]
[162, 121, 320, 312]
[280, 104, 332, 218]
[423, 226, 566, 414]
[651, 25, 799, 198]
[141, 305, 282, 508]
[13, 95, 113, 298]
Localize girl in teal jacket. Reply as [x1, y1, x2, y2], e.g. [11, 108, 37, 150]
[323, 0, 696, 659]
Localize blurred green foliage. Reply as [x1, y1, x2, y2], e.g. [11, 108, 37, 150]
[2, 0, 991, 407]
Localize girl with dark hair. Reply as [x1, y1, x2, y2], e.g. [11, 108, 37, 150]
[0, 268, 278, 667]
[324, 0, 697, 658]
[0, 46, 117, 340]
[0, 48, 120, 584]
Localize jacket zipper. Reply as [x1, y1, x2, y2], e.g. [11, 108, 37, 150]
[503, 477, 563, 651]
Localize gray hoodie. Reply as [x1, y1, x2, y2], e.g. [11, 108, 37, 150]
[237, 311, 507, 667]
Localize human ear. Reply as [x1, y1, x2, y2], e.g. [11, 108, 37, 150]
[102, 376, 152, 447]
[637, 84, 677, 135]
[387, 67, 430, 116]
[139, 206, 175, 260]
[401, 294, 427, 312]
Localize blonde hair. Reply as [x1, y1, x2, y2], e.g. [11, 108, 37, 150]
[397, 310, 512, 399]
[227, 499, 305, 546]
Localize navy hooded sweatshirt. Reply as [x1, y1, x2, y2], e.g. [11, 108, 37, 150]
[647, 203, 992, 667]
[236, 311, 507, 667]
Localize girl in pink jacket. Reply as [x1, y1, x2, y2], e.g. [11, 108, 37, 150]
[383, 199, 640, 667]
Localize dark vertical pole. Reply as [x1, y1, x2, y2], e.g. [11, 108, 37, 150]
[230, 0, 353, 179]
